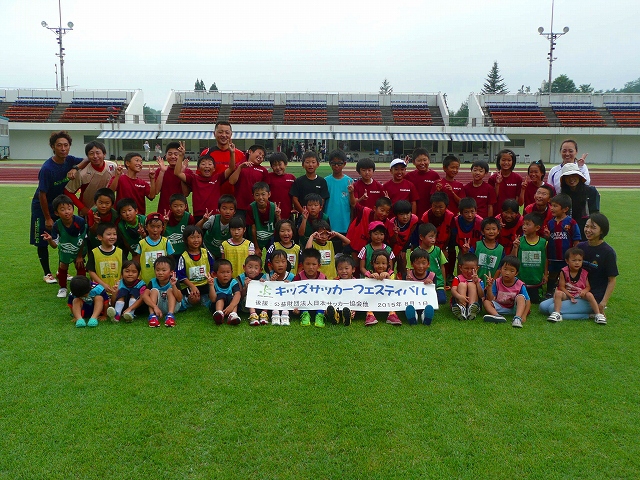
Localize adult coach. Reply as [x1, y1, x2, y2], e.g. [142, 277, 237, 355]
[200, 121, 246, 196]
[548, 139, 590, 193]
[64, 141, 117, 216]
[31, 131, 87, 283]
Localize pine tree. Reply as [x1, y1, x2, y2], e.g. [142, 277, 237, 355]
[209, 83, 218, 92]
[194, 79, 206, 91]
[481, 62, 508, 94]
[379, 78, 393, 95]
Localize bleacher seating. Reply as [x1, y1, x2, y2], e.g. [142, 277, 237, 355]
[338, 100, 382, 125]
[228, 99, 274, 124]
[391, 101, 434, 126]
[177, 99, 221, 124]
[4, 97, 58, 122]
[485, 102, 549, 127]
[283, 100, 327, 125]
[550, 102, 605, 127]
[60, 98, 126, 123]
[605, 102, 640, 127]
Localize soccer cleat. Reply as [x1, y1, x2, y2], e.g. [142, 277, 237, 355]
[483, 314, 507, 323]
[43, 273, 57, 284]
[300, 311, 311, 326]
[87, 318, 99, 327]
[123, 312, 135, 323]
[75, 318, 86, 328]
[280, 313, 290, 326]
[422, 305, 435, 326]
[512, 316, 523, 328]
[467, 303, 481, 321]
[227, 312, 241, 325]
[547, 312, 563, 323]
[386, 313, 402, 326]
[259, 311, 269, 325]
[405, 305, 418, 325]
[213, 310, 225, 325]
[364, 313, 378, 326]
[67, 274, 73, 281]
[107, 307, 117, 322]
[271, 313, 281, 326]
[451, 303, 465, 320]
[249, 313, 260, 326]
[325, 305, 339, 325]
[148, 315, 160, 328]
[342, 307, 352, 326]
[314, 313, 326, 328]
[594, 314, 607, 325]
[57, 287, 68, 298]
[165, 314, 176, 328]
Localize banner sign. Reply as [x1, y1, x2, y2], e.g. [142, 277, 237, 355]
[246, 279, 438, 312]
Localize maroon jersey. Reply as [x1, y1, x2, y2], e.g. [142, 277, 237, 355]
[421, 209, 455, 251]
[405, 169, 440, 217]
[382, 179, 420, 206]
[110, 174, 151, 214]
[430, 178, 465, 215]
[155, 165, 190, 215]
[451, 215, 483, 250]
[201, 146, 246, 196]
[463, 181, 497, 219]
[183, 170, 227, 217]
[266, 172, 296, 219]
[352, 178, 385, 210]
[489, 171, 523, 211]
[234, 164, 269, 210]
[496, 213, 523, 255]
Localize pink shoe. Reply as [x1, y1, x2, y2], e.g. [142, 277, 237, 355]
[386, 313, 402, 326]
[365, 313, 378, 326]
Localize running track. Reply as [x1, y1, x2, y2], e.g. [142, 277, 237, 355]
[1, 163, 639, 188]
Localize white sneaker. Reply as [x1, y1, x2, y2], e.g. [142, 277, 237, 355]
[123, 311, 135, 322]
[547, 311, 563, 323]
[57, 287, 68, 298]
[280, 313, 290, 326]
[594, 313, 607, 325]
[451, 303, 466, 320]
[107, 306, 117, 321]
[271, 314, 281, 326]
[43, 273, 57, 284]
[512, 316, 523, 328]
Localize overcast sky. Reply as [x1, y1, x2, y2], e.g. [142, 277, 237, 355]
[2, 0, 638, 111]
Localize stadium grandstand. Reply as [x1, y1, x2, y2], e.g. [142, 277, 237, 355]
[1, 88, 639, 164]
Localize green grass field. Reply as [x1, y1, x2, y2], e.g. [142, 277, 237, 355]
[0, 187, 638, 479]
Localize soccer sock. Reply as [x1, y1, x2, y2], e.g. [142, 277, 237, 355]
[38, 246, 51, 275]
[128, 298, 137, 308]
[76, 265, 87, 276]
[57, 265, 69, 288]
[272, 310, 280, 316]
[115, 300, 125, 316]
[281, 309, 289, 317]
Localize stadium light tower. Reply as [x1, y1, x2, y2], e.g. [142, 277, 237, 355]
[538, 0, 569, 94]
[42, 0, 74, 91]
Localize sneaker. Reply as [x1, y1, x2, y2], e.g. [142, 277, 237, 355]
[467, 303, 481, 321]
[213, 310, 225, 325]
[451, 303, 466, 320]
[165, 314, 176, 328]
[148, 315, 160, 328]
[342, 307, 352, 326]
[483, 314, 507, 323]
[594, 313, 607, 325]
[67, 274, 73, 281]
[386, 312, 402, 326]
[300, 311, 311, 326]
[280, 313, 290, 326]
[512, 316, 523, 328]
[227, 312, 241, 325]
[249, 313, 260, 326]
[43, 273, 57, 284]
[547, 312, 563, 323]
[87, 318, 99, 327]
[364, 312, 378, 326]
[107, 306, 118, 322]
[123, 311, 134, 323]
[259, 311, 269, 325]
[271, 313, 281, 326]
[57, 287, 68, 298]
[75, 318, 86, 328]
[405, 305, 418, 326]
[422, 305, 435, 326]
[326, 305, 339, 325]
[314, 313, 325, 328]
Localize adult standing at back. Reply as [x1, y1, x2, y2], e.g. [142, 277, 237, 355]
[31, 131, 87, 283]
[64, 141, 117, 216]
[143, 141, 151, 162]
[548, 139, 590, 193]
[200, 121, 246, 196]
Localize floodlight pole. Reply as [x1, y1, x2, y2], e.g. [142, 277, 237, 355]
[538, 0, 569, 94]
[42, 0, 74, 91]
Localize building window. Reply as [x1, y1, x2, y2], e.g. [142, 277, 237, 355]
[504, 139, 526, 148]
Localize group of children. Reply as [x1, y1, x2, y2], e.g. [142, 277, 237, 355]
[44, 139, 604, 329]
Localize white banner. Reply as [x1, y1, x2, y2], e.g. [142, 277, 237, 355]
[246, 279, 438, 312]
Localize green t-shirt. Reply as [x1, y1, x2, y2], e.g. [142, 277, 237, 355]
[517, 236, 547, 285]
[474, 240, 504, 280]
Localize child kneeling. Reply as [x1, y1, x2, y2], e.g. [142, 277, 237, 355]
[483, 256, 530, 328]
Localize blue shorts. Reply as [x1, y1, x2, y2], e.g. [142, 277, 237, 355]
[30, 205, 56, 248]
[116, 285, 143, 301]
[490, 301, 518, 316]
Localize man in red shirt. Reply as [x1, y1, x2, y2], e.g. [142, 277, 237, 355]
[200, 121, 246, 196]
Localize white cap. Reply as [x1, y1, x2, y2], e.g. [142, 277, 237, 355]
[390, 158, 406, 169]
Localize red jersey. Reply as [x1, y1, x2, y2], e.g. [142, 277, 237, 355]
[352, 178, 385, 210]
[110, 174, 151, 214]
[430, 178, 465, 215]
[202, 146, 246, 196]
[421, 209, 454, 250]
[155, 165, 190, 215]
[183, 170, 227, 217]
[234, 164, 269, 210]
[496, 213, 523, 255]
[463, 181, 497, 219]
[266, 172, 296, 219]
[451, 215, 483, 250]
[489, 171, 523, 211]
[382, 179, 420, 208]
[525, 203, 553, 237]
[391, 214, 419, 256]
[405, 169, 440, 217]
[346, 204, 394, 253]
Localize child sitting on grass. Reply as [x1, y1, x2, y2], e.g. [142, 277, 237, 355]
[325, 255, 356, 326]
[267, 250, 295, 326]
[237, 255, 269, 326]
[41, 195, 88, 299]
[68, 275, 110, 328]
[209, 259, 242, 326]
[142, 255, 182, 328]
[109, 260, 146, 323]
[483, 256, 530, 328]
[404, 248, 436, 326]
[450, 252, 484, 321]
[364, 250, 402, 327]
[546, 193, 581, 294]
[293, 248, 327, 327]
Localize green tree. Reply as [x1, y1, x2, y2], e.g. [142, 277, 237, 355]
[143, 104, 161, 124]
[606, 77, 640, 93]
[539, 74, 579, 93]
[448, 101, 469, 127]
[209, 82, 218, 92]
[579, 84, 594, 93]
[379, 78, 393, 95]
[194, 79, 205, 91]
[481, 61, 508, 94]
